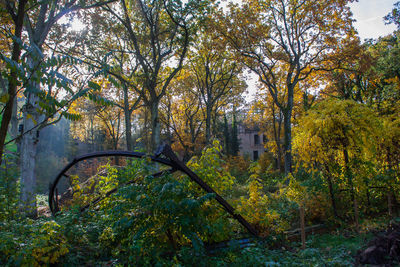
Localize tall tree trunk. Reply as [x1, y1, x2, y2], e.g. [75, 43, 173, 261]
[10, 96, 19, 139]
[272, 102, 282, 171]
[231, 112, 239, 156]
[282, 81, 294, 175]
[223, 114, 230, 154]
[114, 112, 121, 165]
[19, 32, 44, 216]
[20, 93, 41, 218]
[123, 86, 133, 151]
[124, 108, 132, 151]
[324, 164, 339, 218]
[343, 148, 358, 228]
[165, 98, 172, 145]
[150, 100, 161, 152]
[0, 0, 27, 165]
[205, 104, 212, 144]
[283, 108, 293, 175]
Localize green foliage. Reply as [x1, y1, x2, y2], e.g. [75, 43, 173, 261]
[293, 99, 387, 220]
[186, 140, 235, 196]
[0, 154, 19, 221]
[293, 99, 379, 169]
[0, 219, 68, 266]
[56, 149, 236, 265]
[237, 163, 291, 236]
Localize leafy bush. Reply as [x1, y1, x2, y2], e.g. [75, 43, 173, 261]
[56, 143, 238, 265]
[186, 140, 236, 197]
[0, 153, 19, 221]
[0, 219, 69, 266]
[237, 163, 290, 236]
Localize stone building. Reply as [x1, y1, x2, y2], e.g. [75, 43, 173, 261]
[238, 124, 265, 161]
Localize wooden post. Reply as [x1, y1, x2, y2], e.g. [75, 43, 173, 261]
[300, 205, 306, 249]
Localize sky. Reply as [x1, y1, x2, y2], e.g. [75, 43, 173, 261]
[349, 0, 397, 41]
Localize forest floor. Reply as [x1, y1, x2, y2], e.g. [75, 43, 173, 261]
[205, 216, 398, 266]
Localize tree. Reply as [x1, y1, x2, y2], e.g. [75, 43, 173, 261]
[65, 9, 142, 151]
[189, 26, 246, 143]
[0, 0, 28, 165]
[160, 69, 205, 160]
[248, 91, 284, 171]
[218, 0, 355, 174]
[293, 99, 379, 219]
[70, 95, 109, 152]
[385, 1, 400, 29]
[11, 0, 115, 217]
[231, 112, 239, 156]
[101, 0, 203, 151]
[323, 34, 400, 115]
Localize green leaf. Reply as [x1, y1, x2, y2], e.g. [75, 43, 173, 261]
[88, 81, 101, 91]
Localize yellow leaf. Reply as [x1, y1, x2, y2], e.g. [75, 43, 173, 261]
[0, 93, 9, 103]
[27, 114, 37, 125]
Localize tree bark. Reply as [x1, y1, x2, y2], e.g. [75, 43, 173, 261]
[325, 165, 339, 219]
[272, 102, 282, 171]
[205, 104, 212, 144]
[10, 96, 19, 139]
[343, 148, 359, 230]
[123, 86, 133, 151]
[20, 93, 41, 218]
[283, 109, 293, 175]
[150, 100, 161, 152]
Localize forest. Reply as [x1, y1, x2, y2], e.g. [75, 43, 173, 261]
[1, 0, 400, 265]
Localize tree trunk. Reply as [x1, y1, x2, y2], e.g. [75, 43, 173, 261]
[325, 165, 339, 219]
[0, 0, 27, 165]
[19, 44, 44, 217]
[165, 98, 173, 146]
[283, 109, 293, 175]
[123, 87, 133, 151]
[10, 96, 19, 139]
[20, 94, 41, 218]
[343, 148, 358, 229]
[0, 96, 16, 160]
[150, 100, 161, 152]
[272, 103, 282, 171]
[205, 104, 212, 144]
